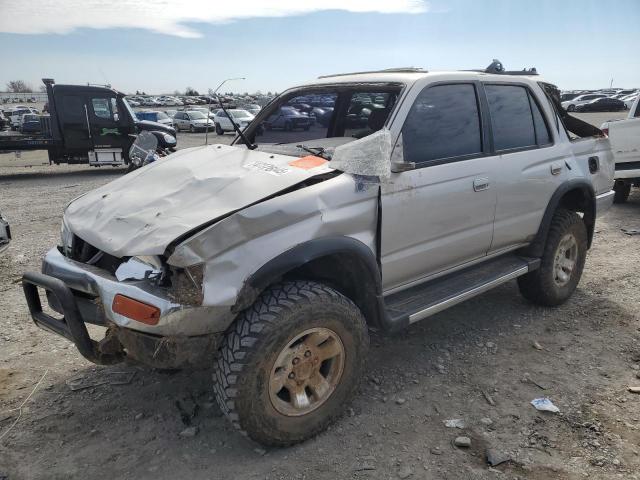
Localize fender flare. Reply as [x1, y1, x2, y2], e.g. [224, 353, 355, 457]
[233, 236, 395, 331]
[527, 179, 595, 257]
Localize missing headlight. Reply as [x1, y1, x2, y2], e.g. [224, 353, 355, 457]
[167, 264, 204, 306]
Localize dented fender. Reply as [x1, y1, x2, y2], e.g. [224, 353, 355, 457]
[167, 173, 380, 331]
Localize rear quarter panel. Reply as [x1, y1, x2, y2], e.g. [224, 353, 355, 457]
[569, 137, 614, 195]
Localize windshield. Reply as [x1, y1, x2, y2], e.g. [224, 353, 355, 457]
[242, 87, 400, 157]
[122, 98, 138, 121]
[188, 111, 206, 119]
[156, 112, 169, 120]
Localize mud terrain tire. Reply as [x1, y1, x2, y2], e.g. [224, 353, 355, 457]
[518, 209, 587, 306]
[213, 281, 369, 446]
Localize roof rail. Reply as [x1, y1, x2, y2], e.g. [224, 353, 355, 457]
[477, 59, 538, 76]
[318, 67, 426, 79]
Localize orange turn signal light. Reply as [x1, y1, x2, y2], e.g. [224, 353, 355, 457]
[112, 294, 161, 325]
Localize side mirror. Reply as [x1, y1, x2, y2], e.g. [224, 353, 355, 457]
[389, 132, 415, 172]
[391, 161, 415, 172]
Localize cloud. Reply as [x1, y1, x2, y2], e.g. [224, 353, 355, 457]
[0, 0, 429, 38]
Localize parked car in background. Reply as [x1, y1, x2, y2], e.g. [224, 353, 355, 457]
[621, 94, 638, 109]
[0, 211, 10, 254]
[135, 110, 174, 128]
[601, 96, 640, 203]
[561, 93, 608, 112]
[173, 110, 215, 132]
[311, 106, 334, 127]
[575, 97, 626, 112]
[264, 106, 312, 131]
[244, 104, 261, 115]
[189, 107, 216, 119]
[7, 106, 38, 130]
[213, 109, 255, 134]
[19, 114, 42, 133]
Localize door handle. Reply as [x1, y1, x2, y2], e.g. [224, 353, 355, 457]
[550, 162, 562, 175]
[473, 177, 490, 192]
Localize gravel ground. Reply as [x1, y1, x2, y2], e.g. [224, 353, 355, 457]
[1, 112, 639, 480]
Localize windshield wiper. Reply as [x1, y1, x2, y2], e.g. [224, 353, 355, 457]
[216, 96, 256, 150]
[296, 144, 332, 160]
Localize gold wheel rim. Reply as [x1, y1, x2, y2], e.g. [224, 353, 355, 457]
[268, 327, 345, 417]
[553, 233, 578, 287]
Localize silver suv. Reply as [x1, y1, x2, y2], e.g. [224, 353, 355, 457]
[22, 63, 615, 446]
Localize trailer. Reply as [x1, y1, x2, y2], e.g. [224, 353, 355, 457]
[0, 79, 177, 168]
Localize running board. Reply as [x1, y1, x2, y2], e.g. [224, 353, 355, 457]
[384, 254, 539, 326]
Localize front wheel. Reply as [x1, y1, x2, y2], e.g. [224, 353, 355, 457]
[215, 123, 224, 135]
[214, 281, 369, 446]
[189, 124, 195, 133]
[518, 209, 587, 306]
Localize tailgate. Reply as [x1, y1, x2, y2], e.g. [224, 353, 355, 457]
[570, 137, 615, 195]
[608, 117, 640, 167]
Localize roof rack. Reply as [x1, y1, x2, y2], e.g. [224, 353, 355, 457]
[318, 67, 427, 79]
[468, 59, 538, 76]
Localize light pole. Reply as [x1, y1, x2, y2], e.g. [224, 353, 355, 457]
[205, 77, 245, 145]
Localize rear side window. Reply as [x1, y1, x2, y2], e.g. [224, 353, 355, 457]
[485, 85, 536, 150]
[402, 83, 482, 164]
[529, 93, 552, 145]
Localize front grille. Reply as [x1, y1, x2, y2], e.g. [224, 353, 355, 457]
[69, 235, 123, 275]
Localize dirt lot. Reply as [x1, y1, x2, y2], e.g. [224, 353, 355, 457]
[1, 112, 640, 480]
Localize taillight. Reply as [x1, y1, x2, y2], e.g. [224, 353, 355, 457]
[602, 128, 609, 137]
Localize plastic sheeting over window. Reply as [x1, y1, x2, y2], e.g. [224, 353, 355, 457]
[328, 128, 392, 180]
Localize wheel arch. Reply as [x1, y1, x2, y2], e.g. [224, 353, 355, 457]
[233, 236, 389, 330]
[526, 180, 595, 257]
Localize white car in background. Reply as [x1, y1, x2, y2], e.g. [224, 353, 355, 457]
[173, 110, 216, 132]
[0, 211, 10, 254]
[600, 96, 640, 203]
[245, 104, 262, 115]
[213, 109, 255, 134]
[561, 93, 608, 112]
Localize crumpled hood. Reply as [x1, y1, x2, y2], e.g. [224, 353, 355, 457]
[64, 144, 333, 257]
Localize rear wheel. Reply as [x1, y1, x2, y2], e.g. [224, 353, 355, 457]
[518, 209, 587, 306]
[613, 181, 631, 204]
[567, 104, 576, 112]
[213, 281, 369, 446]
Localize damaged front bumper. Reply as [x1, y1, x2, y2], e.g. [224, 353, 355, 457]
[21, 247, 225, 368]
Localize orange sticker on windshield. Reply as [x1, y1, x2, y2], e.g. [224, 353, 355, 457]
[289, 155, 328, 170]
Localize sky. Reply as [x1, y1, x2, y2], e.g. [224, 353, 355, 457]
[0, 0, 638, 94]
